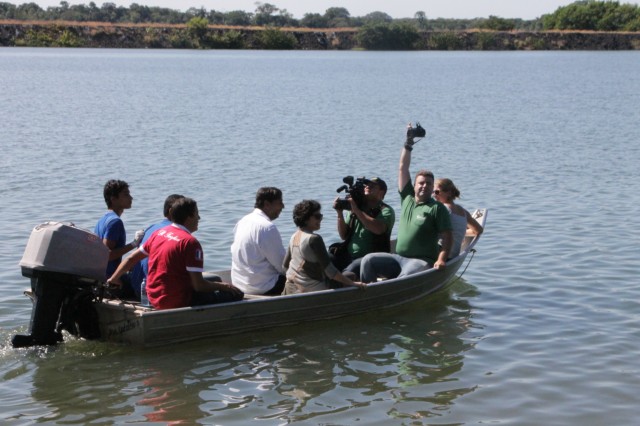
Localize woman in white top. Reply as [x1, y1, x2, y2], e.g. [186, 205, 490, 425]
[433, 178, 483, 259]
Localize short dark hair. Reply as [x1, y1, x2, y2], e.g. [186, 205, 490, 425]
[163, 194, 185, 219]
[255, 187, 283, 209]
[103, 179, 129, 208]
[415, 169, 434, 182]
[292, 199, 321, 228]
[171, 197, 198, 225]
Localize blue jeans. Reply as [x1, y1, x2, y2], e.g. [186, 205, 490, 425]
[360, 253, 430, 283]
[343, 257, 363, 280]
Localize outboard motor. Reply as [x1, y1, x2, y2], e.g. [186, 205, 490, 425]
[12, 222, 108, 348]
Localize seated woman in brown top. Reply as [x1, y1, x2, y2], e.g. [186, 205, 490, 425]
[283, 200, 365, 294]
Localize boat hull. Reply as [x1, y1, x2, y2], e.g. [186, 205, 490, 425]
[95, 254, 467, 347]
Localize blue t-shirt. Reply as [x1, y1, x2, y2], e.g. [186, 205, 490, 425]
[94, 211, 126, 278]
[129, 218, 172, 288]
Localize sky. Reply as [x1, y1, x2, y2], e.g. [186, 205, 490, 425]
[18, 0, 640, 20]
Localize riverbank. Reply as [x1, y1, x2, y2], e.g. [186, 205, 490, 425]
[1, 20, 640, 50]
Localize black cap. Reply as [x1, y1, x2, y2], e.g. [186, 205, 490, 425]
[368, 177, 387, 192]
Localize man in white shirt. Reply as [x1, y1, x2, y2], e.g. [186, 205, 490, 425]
[231, 187, 286, 295]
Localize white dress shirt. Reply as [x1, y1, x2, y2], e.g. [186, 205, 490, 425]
[231, 208, 285, 294]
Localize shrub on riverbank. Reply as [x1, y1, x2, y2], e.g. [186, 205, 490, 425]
[356, 22, 420, 50]
[255, 27, 297, 49]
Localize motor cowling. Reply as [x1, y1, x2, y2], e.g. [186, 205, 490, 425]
[12, 222, 108, 348]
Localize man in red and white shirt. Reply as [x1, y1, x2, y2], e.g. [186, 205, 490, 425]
[109, 197, 243, 309]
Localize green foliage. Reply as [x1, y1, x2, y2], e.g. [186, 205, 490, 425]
[253, 2, 296, 27]
[15, 2, 46, 20]
[224, 10, 252, 26]
[14, 25, 82, 47]
[324, 7, 350, 21]
[186, 16, 217, 48]
[209, 29, 244, 49]
[356, 22, 420, 50]
[142, 27, 166, 48]
[15, 28, 53, 46]
[0, 1, 554, 31]
[362, 11, 393, 25]
[414, 11, 428, 30]
[542, 0, 640, 30]
[324, 7, 351, 27]
[0, 2, 17, 19]
[624, 15, 640, 30]
[479, 15, 516, 31]
[187, 16, 208, 38]
[169, 29, 196, 48]
[475, 32, 498, 49]
[524, 36, 547, 50]
[255, 27, 297, 49]
[56, 28, 81, 46]
[300, 13, 329, 28]
[427, 32, 463, 50]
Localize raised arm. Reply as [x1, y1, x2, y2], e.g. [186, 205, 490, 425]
[399, 127, 414, 192]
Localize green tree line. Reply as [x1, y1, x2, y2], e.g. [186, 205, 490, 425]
[0, 1, 545, 29]
[1, 1, 638, 32]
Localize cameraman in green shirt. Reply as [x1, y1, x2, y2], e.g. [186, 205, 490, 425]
[333, 177, 395, 279]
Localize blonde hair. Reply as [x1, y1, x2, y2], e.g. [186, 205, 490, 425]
[436, 178, 461, 200]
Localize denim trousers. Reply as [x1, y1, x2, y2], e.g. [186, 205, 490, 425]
[360, 253, 430, 283]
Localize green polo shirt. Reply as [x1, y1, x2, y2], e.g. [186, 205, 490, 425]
[395, 182, 452, 263]
[345, 203, 395, 258]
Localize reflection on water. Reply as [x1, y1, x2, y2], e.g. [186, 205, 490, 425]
[136, 368, 205, 424]
[21, 281, 479, 424]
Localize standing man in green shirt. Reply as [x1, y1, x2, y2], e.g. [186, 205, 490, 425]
[360, 124, 452, 282]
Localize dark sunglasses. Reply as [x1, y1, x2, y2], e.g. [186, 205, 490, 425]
[313, 212, 324, 220]
[434, 189, 447, 195]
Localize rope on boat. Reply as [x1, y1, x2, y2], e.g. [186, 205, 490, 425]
[448, 248, 476, 286]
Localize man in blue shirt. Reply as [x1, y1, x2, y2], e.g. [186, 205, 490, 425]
[95, 179, 143, 299]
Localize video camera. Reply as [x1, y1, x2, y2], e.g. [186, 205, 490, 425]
[335, 176, 369, 211]
[407, 122, 426, 139]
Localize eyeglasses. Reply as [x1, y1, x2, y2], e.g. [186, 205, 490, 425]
[434, 189, 447, 195]
[313, 212, 324, 220]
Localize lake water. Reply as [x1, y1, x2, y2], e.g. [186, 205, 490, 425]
[1, 48, 639, 425]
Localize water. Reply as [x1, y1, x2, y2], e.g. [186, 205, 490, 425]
[1, 48, 639, 424]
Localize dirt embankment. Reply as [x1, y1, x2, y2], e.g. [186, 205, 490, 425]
[1, 20, 639, 50]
